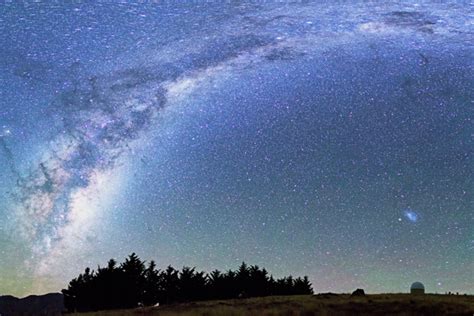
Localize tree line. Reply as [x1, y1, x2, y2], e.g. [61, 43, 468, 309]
[62, 253, 313, 312]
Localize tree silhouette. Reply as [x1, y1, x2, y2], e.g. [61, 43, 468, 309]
[95, 259, 123, 309]
[248, 265, 269, 297]
[178, 267, 207, 302]
[120, 253, 146, 308]
[62, 254, 313, 312]
[143, 261, 161, 306]
[222, 269, 238, 298]
[160, 265, 179, 304]
[208, 270, 225, 299]
[294, 276, 313, 295]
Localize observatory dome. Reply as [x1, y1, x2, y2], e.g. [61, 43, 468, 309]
[410, 282, 425, 294]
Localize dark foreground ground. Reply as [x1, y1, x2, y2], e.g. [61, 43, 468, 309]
[72, 294, 474, 316]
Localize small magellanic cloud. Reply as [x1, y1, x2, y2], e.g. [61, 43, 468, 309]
[403, 208, 420, 223]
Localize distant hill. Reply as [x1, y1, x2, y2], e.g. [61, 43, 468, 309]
[0, 293, 64, 316]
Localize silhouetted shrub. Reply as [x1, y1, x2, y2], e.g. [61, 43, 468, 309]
[351, 289, 366, 297]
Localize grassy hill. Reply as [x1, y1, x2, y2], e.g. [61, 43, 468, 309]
[71, 293, 474, 316]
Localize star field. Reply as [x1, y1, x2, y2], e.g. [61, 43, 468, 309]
[0, 1, 472, 297]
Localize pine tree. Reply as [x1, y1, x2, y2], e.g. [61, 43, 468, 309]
[161, 265, 179, 304]
[121, 253, 146, 307]
[143, 260, 161, 306]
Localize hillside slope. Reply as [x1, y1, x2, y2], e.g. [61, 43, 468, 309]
[72, 294, 474, 316]
[0, 293, 64, 316]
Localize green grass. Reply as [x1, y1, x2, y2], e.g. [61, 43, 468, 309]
[71, 294, 474, 316]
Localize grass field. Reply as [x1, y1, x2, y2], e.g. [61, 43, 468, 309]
[71, 293, 474, 316]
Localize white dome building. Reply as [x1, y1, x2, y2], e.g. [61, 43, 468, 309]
[410, 282, 425, 294]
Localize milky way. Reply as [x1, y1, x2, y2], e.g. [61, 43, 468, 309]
[0, 1, 472, 296]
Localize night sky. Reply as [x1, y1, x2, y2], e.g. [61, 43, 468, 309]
[0, 1, 472, 297]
